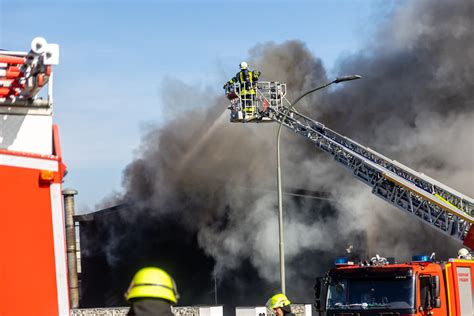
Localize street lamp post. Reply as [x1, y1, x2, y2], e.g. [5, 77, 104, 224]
[276, 75, 361, 294]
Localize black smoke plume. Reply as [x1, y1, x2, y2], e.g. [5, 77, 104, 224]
[90, 0, 473, 309]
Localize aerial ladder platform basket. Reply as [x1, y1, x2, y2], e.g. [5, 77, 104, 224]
[226, 81, 474, 248]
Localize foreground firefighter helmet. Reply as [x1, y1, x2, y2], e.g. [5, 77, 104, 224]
[266, 293, 291, 310]
[126, 267, 179, 303]
[239, 61, 248, 70]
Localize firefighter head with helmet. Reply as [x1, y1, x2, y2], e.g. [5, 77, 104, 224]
[266, 293, 294, 316]
[458, 248, 472, 260]
[125, 267, 179, 316]
[223, 61, 261, 96]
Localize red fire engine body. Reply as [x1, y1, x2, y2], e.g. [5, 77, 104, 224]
[315, 256, 474, 316]
[0, 38, 69, 315]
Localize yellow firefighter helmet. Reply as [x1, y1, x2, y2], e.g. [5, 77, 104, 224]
[126, 267, 179, 303]
[266, 293, 291, 310]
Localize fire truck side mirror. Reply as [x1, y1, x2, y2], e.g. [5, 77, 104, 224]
[420, 274, 441, 310]
[430, 275, 441, 307]
[314, 277, 328, 313]
[420, 274, 441, 311]
[314, 278, 321, 300]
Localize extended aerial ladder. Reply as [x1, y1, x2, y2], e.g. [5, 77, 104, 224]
[225, 81, 474, 248]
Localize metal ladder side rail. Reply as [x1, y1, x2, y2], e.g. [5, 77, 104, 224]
[320, 127, 473, 214]
[275, 107, 474, 219]
[337, 149, 470, 241]
[251, 82, 472, 212]
[268, 104, 473, 215]
[361, 165, 469, 240]
[275, 105, 472, 212]
[380, 172, 472, 239]
[311, 124, 472, 212]
[371, 181, 470, 241]
[267, 106, 473, 243]
[281, 109, 472, 242]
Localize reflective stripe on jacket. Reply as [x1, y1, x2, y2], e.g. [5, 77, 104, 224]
[227, 70, 261, 95]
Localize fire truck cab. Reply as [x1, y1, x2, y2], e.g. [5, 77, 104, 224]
[314, 255, 474, 316]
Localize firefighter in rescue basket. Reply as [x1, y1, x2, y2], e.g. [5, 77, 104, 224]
[223, 63, 288, 123]
[223, 61, 261, 121]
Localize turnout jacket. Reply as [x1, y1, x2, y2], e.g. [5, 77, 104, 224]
[227, 69, 261, 95]
[127, 298, 174, 316]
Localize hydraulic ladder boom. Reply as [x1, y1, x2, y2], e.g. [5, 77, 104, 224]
[226, 81, 474, 248]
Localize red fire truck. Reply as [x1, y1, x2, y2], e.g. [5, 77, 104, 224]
[314, 255, 473, 316]
[0, 38, 69, 315]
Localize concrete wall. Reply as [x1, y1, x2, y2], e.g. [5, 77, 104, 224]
[235, 304, 311, 316]
[72, 306, 224, 316]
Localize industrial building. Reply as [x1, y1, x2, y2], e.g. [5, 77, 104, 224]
[74, 191, 348, 314]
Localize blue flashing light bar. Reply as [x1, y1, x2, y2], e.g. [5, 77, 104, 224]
[335, 257, 349, 265]
[412, 255, 431, 262]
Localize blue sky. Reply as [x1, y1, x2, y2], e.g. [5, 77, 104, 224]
[0, 0, 397, 212]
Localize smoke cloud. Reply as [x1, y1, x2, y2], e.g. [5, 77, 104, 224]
[94, 0, 473, 305]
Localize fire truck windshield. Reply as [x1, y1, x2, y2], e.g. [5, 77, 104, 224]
[327, 277, 415, 310]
